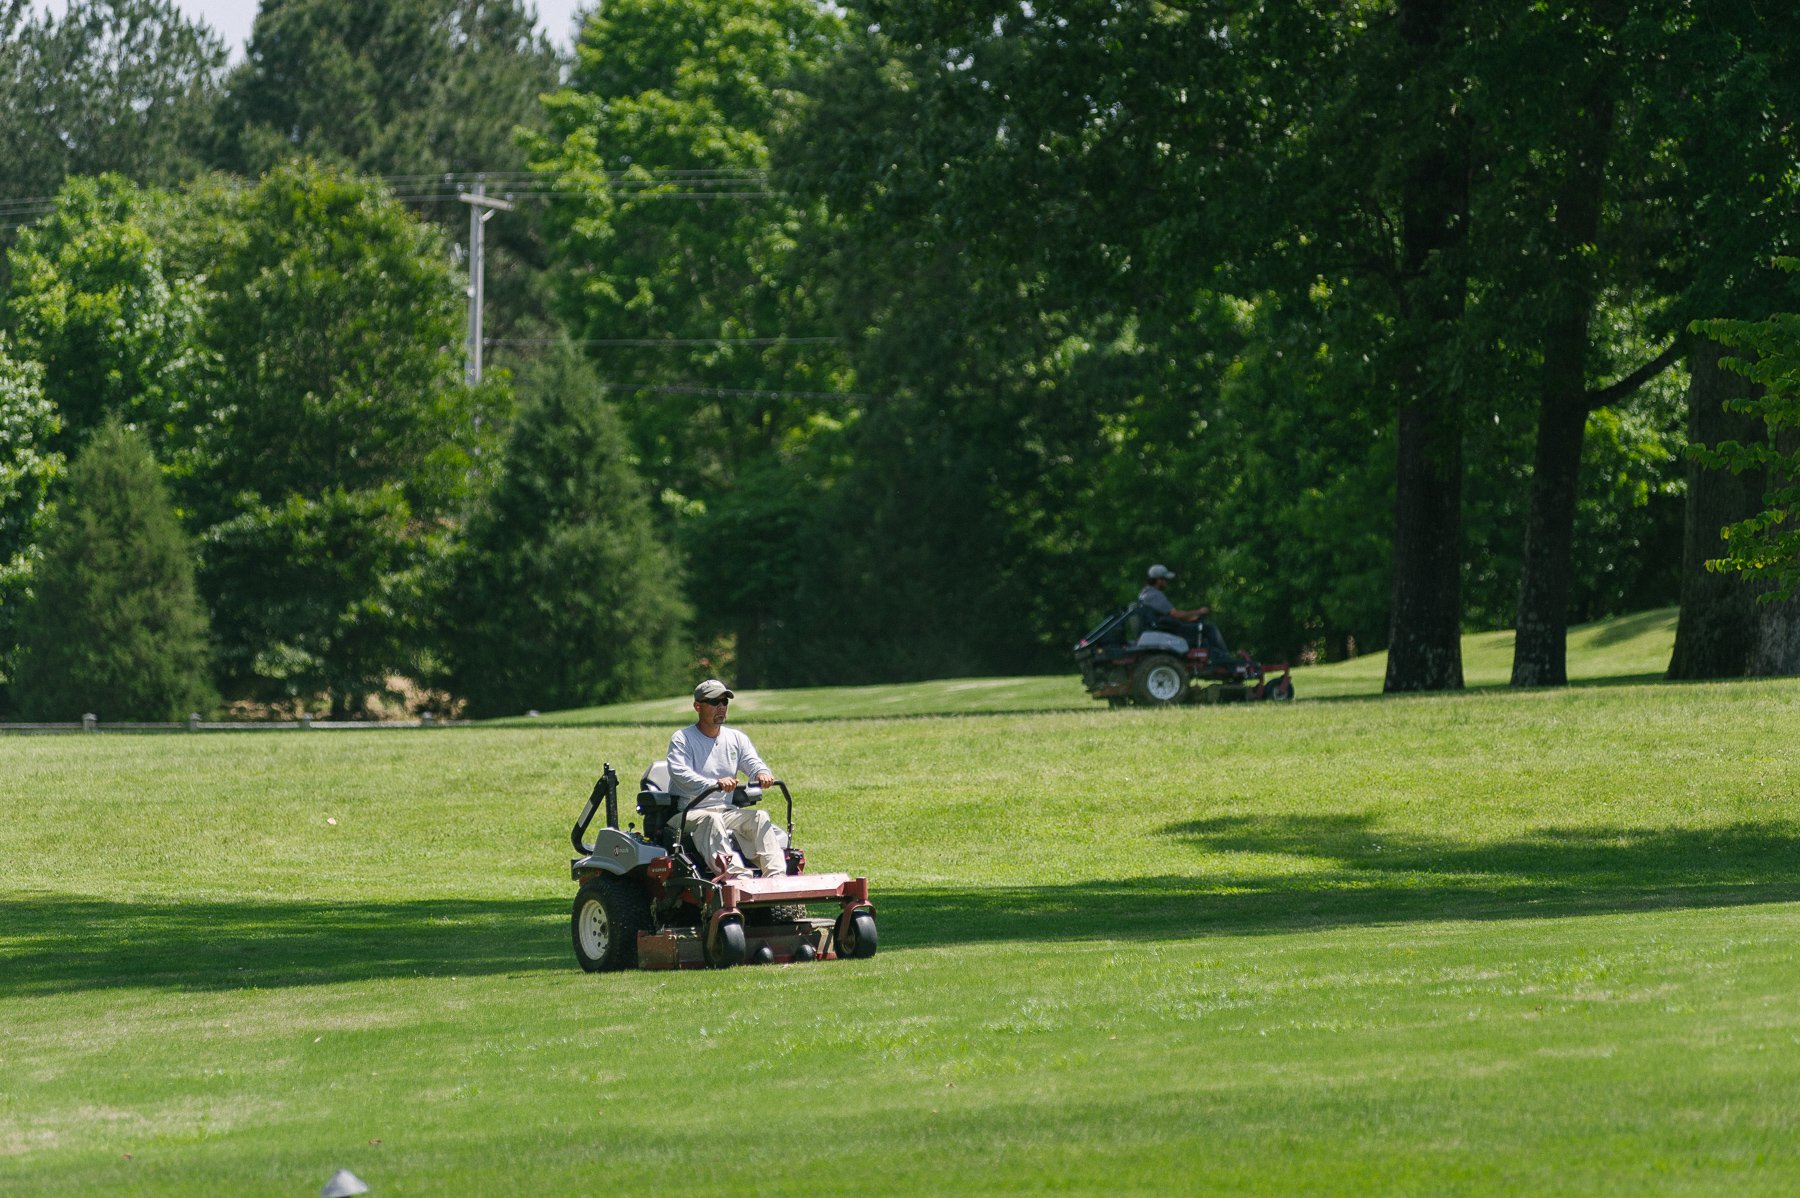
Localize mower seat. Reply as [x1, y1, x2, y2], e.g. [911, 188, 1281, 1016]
[637, 761, 676, 843]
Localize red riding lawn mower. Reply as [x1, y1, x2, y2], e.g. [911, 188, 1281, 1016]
[1074, 605, 1295, 707]
[569, 762, 877, 971]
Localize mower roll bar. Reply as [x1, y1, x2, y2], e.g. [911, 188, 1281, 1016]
[570, 763, 620, 855]
[1074, 605, 1130, 650]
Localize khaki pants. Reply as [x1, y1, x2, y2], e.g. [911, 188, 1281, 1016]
[682, 806, 786, 878]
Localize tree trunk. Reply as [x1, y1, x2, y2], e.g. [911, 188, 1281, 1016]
[1667, 340, 1761, 678]
[1748, 425, 1800, 674]
[1510, 88, 1613, 688]
[1511, 390, 1588, 686]
[1750, 593, 1800, 673]
[1386, 394, 1467, 691]
[1383, 0, 1469, 694]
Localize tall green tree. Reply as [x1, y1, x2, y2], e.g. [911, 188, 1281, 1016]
[529, 0, 849, 484]
[212, 0, 565, 344]
[13, 419, 213, 721]
[217, 0, 559, 178]
[1649, 3, 1800, 679]
[0, 0, 225, 206]
[528, 0, 854, 677]
[196, 161, 486, 514]
[0, 335, 62, 707]
[4, 174, 213, 459]
[192, 161, 501, 711]
[446, 344, 689, 716]
[776, 4, 1423, 673]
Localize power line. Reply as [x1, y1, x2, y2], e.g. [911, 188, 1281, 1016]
[0, 168, 789, 229]
[598, 381, 867, 402]
[488, 336, 841, 348]
[398, 192, 781, 203]
[376, 169, 768, 181]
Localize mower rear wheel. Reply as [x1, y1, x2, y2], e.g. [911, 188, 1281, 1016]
[571, 876, 650, 972]
[838, 910, 878, 959]
[706, 918, 747, 969]
[1130, 655, 1187, 706]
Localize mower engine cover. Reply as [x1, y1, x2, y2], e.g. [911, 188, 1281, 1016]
[573, 826, 669, 878]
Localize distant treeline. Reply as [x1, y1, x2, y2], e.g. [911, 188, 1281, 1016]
[1, 0, 1797, 720]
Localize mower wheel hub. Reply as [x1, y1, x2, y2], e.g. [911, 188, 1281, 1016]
[1143, 662, 1184, 702]
[576, 896, 611, 959]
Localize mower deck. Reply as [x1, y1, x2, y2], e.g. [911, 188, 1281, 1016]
[633, 872, 869, 971]
[638, 918, 839, 970]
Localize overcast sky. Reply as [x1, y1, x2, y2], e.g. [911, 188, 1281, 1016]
[41, 0, 590, 56]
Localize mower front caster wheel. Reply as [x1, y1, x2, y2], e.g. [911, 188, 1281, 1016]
[706, 918, 747, 969]
[837, 911, 878, 960]
[572, 876, 650, 972]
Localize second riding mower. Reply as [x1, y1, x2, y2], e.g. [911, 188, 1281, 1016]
[1074, 604, 1295, 707]
[569, 762, 877, 971]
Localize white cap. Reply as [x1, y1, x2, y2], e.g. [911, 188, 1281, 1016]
[694, 679, 735, 702]
[1147, 564, 1176, 581]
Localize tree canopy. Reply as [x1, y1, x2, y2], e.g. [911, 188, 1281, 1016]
[2, 0, 1799, 717]
[0, 0, 225, 207]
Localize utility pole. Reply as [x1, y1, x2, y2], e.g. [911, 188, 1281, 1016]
[458, 182, 514, 385]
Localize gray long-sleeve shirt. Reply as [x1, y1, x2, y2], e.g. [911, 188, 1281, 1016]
[1137, 584, 1174, 615]
[667, 725, 769, 813]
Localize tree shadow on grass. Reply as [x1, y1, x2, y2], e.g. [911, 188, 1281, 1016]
[1579, 607, 1676, 648]
[10, 818, 1799, 994]
[0, 895, 564, 998]
[878, 816, 1800, 948]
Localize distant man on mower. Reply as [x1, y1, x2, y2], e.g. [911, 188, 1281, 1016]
[667, 679, 786, 880]
[1137, 563, 1242, 670]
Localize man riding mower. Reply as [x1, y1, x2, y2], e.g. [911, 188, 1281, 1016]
[1074, 604, 1295, 706]
[568, 762, 878, 971]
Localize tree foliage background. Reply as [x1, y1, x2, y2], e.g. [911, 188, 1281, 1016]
[0, 0, 1796, 718]
[447, 343, 691, 716]
[12, 419, 213, 720]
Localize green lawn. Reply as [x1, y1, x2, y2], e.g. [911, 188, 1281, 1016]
[493, 606, 1681, 724]
[5, 608, 1798, 1195]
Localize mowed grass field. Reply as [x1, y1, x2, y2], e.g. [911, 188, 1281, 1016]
[4, 610, 1799, 1195]
[495, 607, 1683, 725]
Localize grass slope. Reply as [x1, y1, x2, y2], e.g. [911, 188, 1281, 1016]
[497, 607, 1680, 724]
[5, 613, 1798, 1195]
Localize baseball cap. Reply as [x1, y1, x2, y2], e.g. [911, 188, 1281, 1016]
[1147, 564, 1176, 581]
[694, 679, 735, 702]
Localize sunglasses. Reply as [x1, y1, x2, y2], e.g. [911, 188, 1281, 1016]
[701, 698, 730, 707]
